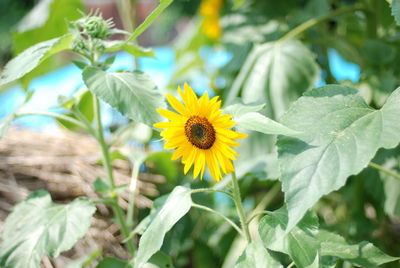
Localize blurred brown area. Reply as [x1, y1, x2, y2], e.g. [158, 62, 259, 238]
[0, 129, 164, 267]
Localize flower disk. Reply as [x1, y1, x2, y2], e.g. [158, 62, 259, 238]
[154, 83, 247, 181]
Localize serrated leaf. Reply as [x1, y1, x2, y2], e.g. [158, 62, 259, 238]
[392, 0, 400, 25]
[258, 207, 320, 268]
[135, 186, 192, 267]
[227, 40, 319, 118]
[0, 34, 72, 86]
[82, 67, 166, 126]
[0, 191, 95, 268]
[278, 85, 400, 231]
[235, 242, 283, 268]
[317, 230, 399, 267]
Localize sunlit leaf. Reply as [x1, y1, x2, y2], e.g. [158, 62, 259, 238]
[258, 207, 320, 268]
[0, 191, 95, 268]
[82, 67, 166, 126]
[235, 242, 283, 268]
[317, 230, 399, 267]
[391, 0, 400, 25]
[0, 34, 72, 87]
[135, 186, 192, 267]
[278, 85, 400, 231]
[12, 0, 82, 53]
[227, 40, 320, 118]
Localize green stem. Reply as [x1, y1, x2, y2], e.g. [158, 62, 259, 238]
[246, 211, 269, 225]
[231, 171, 251, 243]
[288, 261, 296, 268]
[191, 188, 234, 199]
[93, 97, 135, 254]
[368, 162, 400, 181]
[15, 111, 86, 130]
[126, 159, 140, 227]
[365, 0, 378, 39]
[116, 0, 140, 70]
[278, 4, 365, 43]
[191, 203, 244, 237]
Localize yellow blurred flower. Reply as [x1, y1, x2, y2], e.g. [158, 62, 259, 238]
[200, 0, 223, 40]
[154, 83, 247, 182]
[200, 0, 223, 16]
[202, 16, 222, 40]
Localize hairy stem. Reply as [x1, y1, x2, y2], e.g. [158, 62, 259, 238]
[116, 0, 140, 70]
[93, 97, 136, 254]
[191, 203, 244, 237]
[368, 162, 400, 181]
[279, 4, 365, 42]
[15, 111, 86, 130]
[191, 188, 234, 199]
[231, 171, 252, 243]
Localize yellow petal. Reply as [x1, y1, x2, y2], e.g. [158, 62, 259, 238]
[166, 94, 188, 116]
[157, 109, 186, 122]
[193, 151, 206, 179]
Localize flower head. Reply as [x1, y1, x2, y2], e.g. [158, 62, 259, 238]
[154, 83, 247, 181]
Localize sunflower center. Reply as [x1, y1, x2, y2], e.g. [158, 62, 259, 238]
[185, 116, 216, 149]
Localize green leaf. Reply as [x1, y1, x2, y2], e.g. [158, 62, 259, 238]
[126, 0, 173, 43]
[233, 0, 246, 9]
[237, 112, 301, 137]
[66, 249, 102, 268]
[104, 41, 155, 58]
[258, 207, 320, 268]
[224, 102, 265, 117]
[0, 191, 96, 268]
[82, 67, 166, 126]
[0, 34, 72, 87]
[235, 242, 283, 268]
[144, 251, 175, 268]
[227, 40, 320, 118]
[317, 230, 399, 267]
[278, 85, 400, 231]
[12, 0, 83, 53]
[360, 40, 396, 65]
[146, 152, 178, 182]
[135, 186, 192, 267]
[225, 102, 301, 136]
[97, 257, 131, 268]
[391, 0, 400, 25]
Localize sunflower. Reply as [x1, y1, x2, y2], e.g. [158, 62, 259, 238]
[154, 83, 247, 182]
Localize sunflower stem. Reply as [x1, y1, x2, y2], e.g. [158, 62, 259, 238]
[93, 96, 136, 255]
[191, 203, 244, 237]
[191, 188, 233, 199]
[231, 170, 252, 243]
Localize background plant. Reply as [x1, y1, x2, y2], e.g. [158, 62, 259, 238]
[0, 0, 400, 267]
